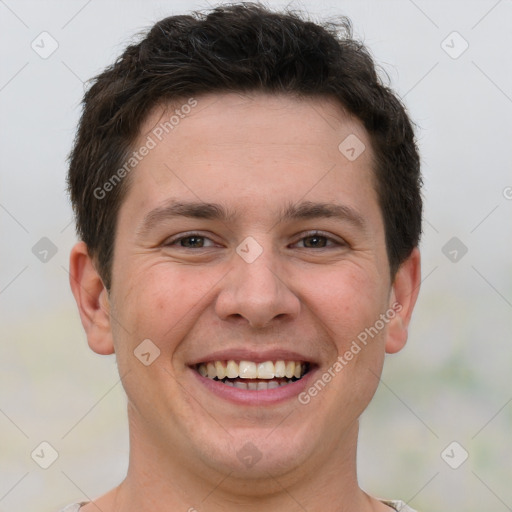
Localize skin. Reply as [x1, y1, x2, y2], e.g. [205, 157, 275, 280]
[70, 92, 421, 512]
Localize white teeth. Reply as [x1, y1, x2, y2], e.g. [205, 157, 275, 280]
[274, 360, 286, 378]
[239, 360, 257, 379]
[257, 361, 275, 379]
[220, 379, 297, 390]
[226, 360, 238, 378]
[285, 361, 295, 379]
[207, 362, 216, 379]
[215, 361, 226, 380]
[196, 359, 308, 383]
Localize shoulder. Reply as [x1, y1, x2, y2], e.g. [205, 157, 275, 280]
[381, 499, 421, 512]
[58, 503, 89, 512]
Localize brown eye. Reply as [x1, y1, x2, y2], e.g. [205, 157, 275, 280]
[302, 235, 328, 248]
[165, 233, 217, 248]
[179, 236, 206, 248]
[293, 231, 343, 249]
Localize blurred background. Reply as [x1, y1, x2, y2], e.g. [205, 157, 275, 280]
[1, 0, 511, 511]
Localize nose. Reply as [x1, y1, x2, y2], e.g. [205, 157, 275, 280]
[214, 242, 300, 329]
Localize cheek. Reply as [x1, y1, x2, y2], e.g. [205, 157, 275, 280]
[113, 262, 221, 350]
[109, 267, 197, 410]
[307, 266, 388, 342]
[125, 272, 187, 340]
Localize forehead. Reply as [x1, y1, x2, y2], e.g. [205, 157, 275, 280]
[123, 92, 378, 224]
[138, 92, 369, 154]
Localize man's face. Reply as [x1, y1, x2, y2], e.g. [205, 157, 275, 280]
[102, 93, 408, 482]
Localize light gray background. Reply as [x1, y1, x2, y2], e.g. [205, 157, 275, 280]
[1, 1, 511, 511]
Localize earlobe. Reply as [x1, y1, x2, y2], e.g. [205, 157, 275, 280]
[69, 242, 115, 355]
[385, 248, 421, 354]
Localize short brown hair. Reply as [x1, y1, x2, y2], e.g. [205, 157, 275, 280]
[67, 2, 422, 291]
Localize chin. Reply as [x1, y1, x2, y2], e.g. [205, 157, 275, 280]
[194, 427, 313, 482]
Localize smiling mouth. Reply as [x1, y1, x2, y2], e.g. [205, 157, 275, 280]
[194, 360, 311, 390]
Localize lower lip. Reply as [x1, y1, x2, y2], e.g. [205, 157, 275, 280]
[189, 367, 318, 405]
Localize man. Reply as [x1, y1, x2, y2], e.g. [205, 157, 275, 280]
[64, 3, 422, 511]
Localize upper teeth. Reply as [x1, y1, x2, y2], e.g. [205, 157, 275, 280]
[197, 360, 306, 380]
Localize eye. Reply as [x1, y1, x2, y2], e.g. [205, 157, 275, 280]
[164, 233, 217, 249]
[292, 231, 344, 249]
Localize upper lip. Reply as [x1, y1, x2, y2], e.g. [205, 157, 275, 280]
[188, 348, 317, 366]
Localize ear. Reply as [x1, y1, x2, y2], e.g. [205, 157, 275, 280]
[385, 247, 421, 354]
[69, 241, 115, 355]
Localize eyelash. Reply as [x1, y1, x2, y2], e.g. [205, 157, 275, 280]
[164, 231, 345, 249]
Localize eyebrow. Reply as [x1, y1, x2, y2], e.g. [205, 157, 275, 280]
[280, 200, 366, 229]
[137, 199, 366, 238]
